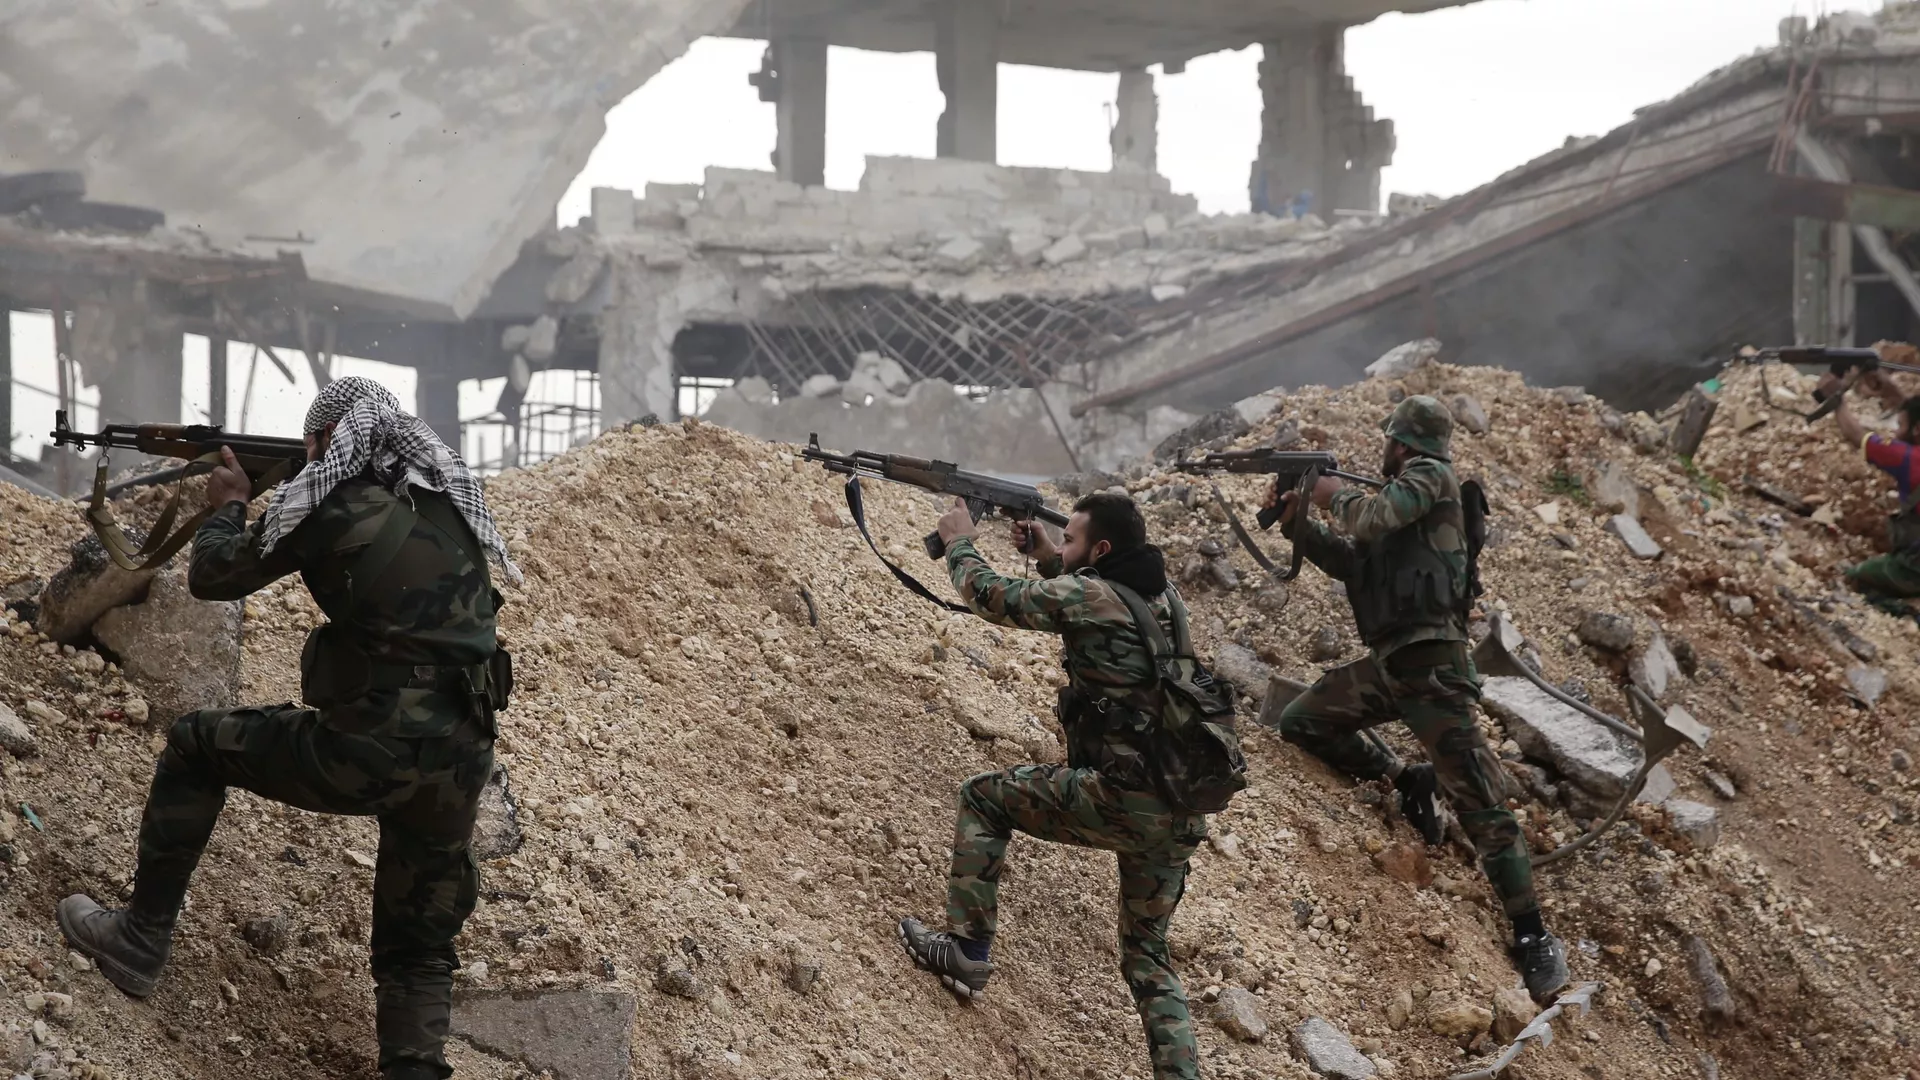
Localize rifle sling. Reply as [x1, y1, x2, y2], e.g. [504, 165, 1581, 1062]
[86, 453, 295, 572]
[841, 475, 971, 615]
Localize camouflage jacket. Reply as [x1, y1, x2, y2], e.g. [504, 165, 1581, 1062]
[191, 477, 499, 737]
[1294, 457, 1469, 660]
[946, 536, 1178, 787]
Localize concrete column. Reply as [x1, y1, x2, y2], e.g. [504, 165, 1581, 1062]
[935, 0, 999, 162]
[773, 39, 828, 187]
[1250, 29, 1336, 217]
[208, 336, 228, 428]
[417, 355, 461, 450]
[1111, 68, 1157, 174]
[73, 284, 182, 425]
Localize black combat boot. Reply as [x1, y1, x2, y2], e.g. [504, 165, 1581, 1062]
[57, 894, 174, 998]
[1510, 930, 1570, 1005]
[1394, 763, 1445, 846]
[381, 1065, 444, 1080]
[897, 917, 994, 1000]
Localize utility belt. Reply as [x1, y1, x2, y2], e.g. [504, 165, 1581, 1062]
[301, 624, 513, 731]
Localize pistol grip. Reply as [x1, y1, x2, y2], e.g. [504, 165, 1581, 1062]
[923, 530, 946, 560]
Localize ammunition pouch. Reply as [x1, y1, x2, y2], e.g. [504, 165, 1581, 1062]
[1351, 523, 1467, 647]
[301, 623, 512, 727]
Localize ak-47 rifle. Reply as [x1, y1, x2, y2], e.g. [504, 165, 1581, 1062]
[802, 434, 1069, 613]
[1173, 448, 1384, 581]
[49, 410, 308, 571]
[1751, 344, 1920, 422]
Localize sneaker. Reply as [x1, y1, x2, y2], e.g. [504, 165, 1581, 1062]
[897, 917, 993, 1000]
[1395, 764, 1444, 846]
[1511, 932, 1570, 1004]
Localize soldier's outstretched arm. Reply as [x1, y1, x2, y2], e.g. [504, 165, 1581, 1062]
[945, 535, 1091, 633]
[188, 500, 349, 601]
[1328, 460, 1443, 543]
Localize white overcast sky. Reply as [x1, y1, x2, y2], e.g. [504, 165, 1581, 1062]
[9, 0, 1820, 464]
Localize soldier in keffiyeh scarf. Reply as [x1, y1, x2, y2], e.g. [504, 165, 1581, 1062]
[57, 375, 513, 1080]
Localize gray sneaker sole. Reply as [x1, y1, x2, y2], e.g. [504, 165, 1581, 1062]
[56, 902, 160, 999]
[896, 922, 984, 1001]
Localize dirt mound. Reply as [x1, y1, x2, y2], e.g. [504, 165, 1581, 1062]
[0, 364, 1914, 1079]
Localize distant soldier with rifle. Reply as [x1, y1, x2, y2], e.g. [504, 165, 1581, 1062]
[1817, 362, 1920, 603]
[56, 377, 517, 1080]
[1265, 395, 1569, 1003]
[890, 491, 1244, 1080]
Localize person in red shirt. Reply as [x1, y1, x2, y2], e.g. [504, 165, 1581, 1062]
[1822, 370, 1920, 599]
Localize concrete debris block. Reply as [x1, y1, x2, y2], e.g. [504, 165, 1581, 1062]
[1150, 283, 1188, 302]
[37, 534, 160, 644]
[1575, 612, 1635, 653]
[1667, 799, 1720, 852]
[1635, 762, 1676, 806]
[450, 989, 637, 1080]
[1669, 388, 1718, 459]
[1212, 987, 1268, 1042]
[92, 562, 243, 725]
[1230, 389, 1284, 426]
[1452, 395, 1489, 435]
[1211, 644, 1273, 703]
[3, 574, 44, 625]
[524, 315, 560, 363]
[1388, 192, 1442, 218]
[1606, 515, 1663, 560]
[1310, 625, 1343, 663]
[546, 250, 609, 306]
[1153, 408, 1251, 463]
[242, 913, 292, 957]
[1427, 999, 1493, 1039]
[654, 962, 710, 1000]
[1723, 595, 1755, 618]
[1481, 676, 1640, 798]
[1007, 231, 1050, 264]
[1041, 234, 1087, 266]
[0, 703, 36, 757]
[1661, 706, 1710, 750]
[841, 352, 911, 405]
[1532, 501, 1560, 525]
[1630, 631, 1683, 701]
[590, 187, 636, 236]
[1686, 935, 1736, 1022]
[1372, 842, 1433, 887]
[472, 765, 524, 861]
[1385, 989, 1414, 1030]
[1289, 1018, 1376, 1079]
[1364, 339, 1442, 380]
[799, 374, 841, 398]
[1626, 411, 1668, 454]
[1846, 666, 1889, 707]
[785, 958, 822, 995]
[729, 377, 775, 406]
[1492, 986, 1540, 1043]
[1143, 213, 1171, 241]
[934, 234, 985, 270]
[1589, 460, 1640, 517]
[501, 324, 532, 353]
[1704, 770, 1738, 799]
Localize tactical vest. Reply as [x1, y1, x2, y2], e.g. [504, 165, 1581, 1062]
[1348, 461, 1472, 648]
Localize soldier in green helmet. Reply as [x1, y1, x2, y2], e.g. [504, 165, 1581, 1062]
[1265, 394, 1569, 1003]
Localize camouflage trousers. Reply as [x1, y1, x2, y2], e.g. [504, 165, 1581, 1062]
[1846, 548, 1920, 600]
[1265, 641, 1539, 922]
[947, 764, 1207, 1080]
[135, 704, 493, 1079]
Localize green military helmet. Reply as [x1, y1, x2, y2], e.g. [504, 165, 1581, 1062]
[1383, 395, 1454, 460]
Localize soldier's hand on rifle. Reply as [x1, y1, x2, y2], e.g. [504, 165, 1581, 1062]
[1011, 518, 1058, 561]
[1275, 490, 1302, 528]
[1310, 475, 1343, 508]
[205, 447, 253, 510]
[936, 498, 976, 546]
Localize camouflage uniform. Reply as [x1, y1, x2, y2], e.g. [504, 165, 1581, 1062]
[943, 536, 1206, 1080]
[140, 477, 500, 1079]
[1265, 397, 1539, 924]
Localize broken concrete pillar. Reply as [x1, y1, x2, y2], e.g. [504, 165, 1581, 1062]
[37, 534, 160, 645]
[1111, 68, 1157, 174]
[1249, 26, 1393, 218]
[450, 989, 636, 1080]
[72, 283, 183, 426]
[773, 38, 829, 187]
[936, 0, 999, 162]
[92, 561, 242, 726]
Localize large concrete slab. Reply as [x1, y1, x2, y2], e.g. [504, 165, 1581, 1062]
[451, 989, 637, 1080]
[0, 0, 753, 318]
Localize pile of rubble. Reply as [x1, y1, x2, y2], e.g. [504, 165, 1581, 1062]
[0, 358, 1914, 1079]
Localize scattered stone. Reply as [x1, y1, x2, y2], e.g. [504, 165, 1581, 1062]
[1635, 763, 1676, 806]
[1588, 460, 1640, 517]
[1631, 631, 1683, 701]
[1724, 595, 1755, 618]
[0, 703, 36, 757]
[93, 562, 245, 725]
[654, 962, 709, 1000]
[1532, 501, 1560, 526]
[1371, 843, 1433, 887]
[1292, 899, 1315, 929]
[465, 960, 489, 982]
[1575, 612, 1635, 653]
[1365, 339, 1442, 380]
[472, 765, 524, 861]
[1270, 418, 1304, 450]
[1845, 666, 1889, 707]
[1645, 957, 1664, 979]
[344, 849, 377, 870]
[1385, 989, 1413, 1031]
[1153, 408, 1252, 463]
[1551, 531, 1577, 550]
[934, 234, 984, 270]
[1, 574, 44, 626]
[1427, 1000, 1493, 1040]
[1606, 515, 1663, 560]
[450, 989, 638, 1080]
[1893, 749, 1912, 774]
[1481, 677, 1639, 798]
[1704, 771, 1739, 800]
[1670, 636, 1699, 676]
[1452, 395, 1489, 435]
[1667, 800, 1721, 852]
[1041, 234, 1087, 265]
[785, 958, 822, 996]
[1289, 1017, 1376, 1079]
[1310, 626, 1343, 664]
[242, 914, 292, 957]
[1686, 935, 1736, 1023]
[1492, 986, 1540, 1042]
[1212, 987, 1268, 1042]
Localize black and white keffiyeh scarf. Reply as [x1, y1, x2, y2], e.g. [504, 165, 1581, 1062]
[259, 376, 522, 583]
